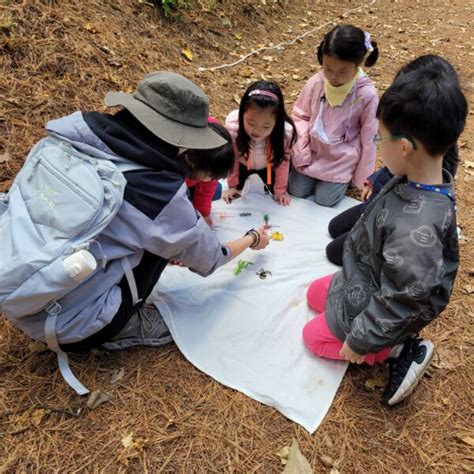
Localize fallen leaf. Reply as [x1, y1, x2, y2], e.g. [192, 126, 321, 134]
[292, 74, 300, 80]
[262, 55, 274, 62]
[233, 93, 241, 105]
[441, 396, 450, 406]
[463, 285, 474, 294]
[181, 48, 193, 62]
[364, 374, 387, 390]
[86, 390, 112, 409]
[0, 151, 10, 163]
[84, 23, 98, 33]
[31, 408, 48, 427]
[220, 15, 232, 28]
[111, 367, 125, 383]
[459, 436, 474, 446]
[119, 433, 148, 465]
[320, 455, 335, 467]
[234, 32, 242, 40]
[29, 341, 48, 353]
[122, 433, 134, 448]
[283, 439, 312, 474]
[463, 160, 474, 168]
[276, 445, 290, 465]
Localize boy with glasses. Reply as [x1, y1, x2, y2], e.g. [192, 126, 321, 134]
[302, 59, 467, 406]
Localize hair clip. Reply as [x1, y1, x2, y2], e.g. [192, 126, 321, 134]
[364, 32, 374, 52]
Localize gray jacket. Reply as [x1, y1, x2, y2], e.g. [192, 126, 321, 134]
[22, 113, 232, 344]
[325, 173, 458, 355]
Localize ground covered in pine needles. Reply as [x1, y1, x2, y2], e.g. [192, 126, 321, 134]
[0, 0, 473, 472]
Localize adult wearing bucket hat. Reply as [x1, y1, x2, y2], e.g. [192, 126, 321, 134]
[10, 71, 270, 360]
[104, 71, 227, 149]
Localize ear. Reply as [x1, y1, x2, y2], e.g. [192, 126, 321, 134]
[400, 138, 414, 157]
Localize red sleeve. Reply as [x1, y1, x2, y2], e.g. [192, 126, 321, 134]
[191, 180, 218, 217]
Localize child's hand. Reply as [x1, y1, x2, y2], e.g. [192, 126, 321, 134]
[339, 341, 365, 364]
[223, 187, 241, 204]
[361, 184, 372, 201]
[203, 215, 213, 226]
[273, 192, 291, 206]
[250, 225, 271, 250]
[169, 259, 185, 267]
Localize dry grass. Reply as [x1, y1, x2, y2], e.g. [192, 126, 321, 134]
[0, 0, 473, 472]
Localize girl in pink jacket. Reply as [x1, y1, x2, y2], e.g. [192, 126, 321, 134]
[289, 24, 379, 207]
[223, 80, 297, 206]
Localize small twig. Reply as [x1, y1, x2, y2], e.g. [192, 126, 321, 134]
[35, 403, 81, 418]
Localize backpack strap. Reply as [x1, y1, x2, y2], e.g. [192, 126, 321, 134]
[42, 257, 139, 396]
[44, 304, 90, 396]
[121, 257, 142, 306]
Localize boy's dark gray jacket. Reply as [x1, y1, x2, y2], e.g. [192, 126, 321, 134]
[24, 111, 231, 345]
[325, 173, 458, 354]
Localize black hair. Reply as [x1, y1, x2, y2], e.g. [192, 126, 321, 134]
[395, 54, 461, 175]
[317, 24, 378, 67]
[236, 80, 297, 169]
[377, 67, 467, 157]
[185, 122, 235, 180]
[395, 54, 459, 82]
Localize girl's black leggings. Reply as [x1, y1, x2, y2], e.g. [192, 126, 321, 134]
[326, 203, 365, 266]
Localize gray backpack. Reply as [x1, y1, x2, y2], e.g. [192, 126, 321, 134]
[0, 135, 141, 395]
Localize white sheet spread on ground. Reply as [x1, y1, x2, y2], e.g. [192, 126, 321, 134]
[150, 176, 357, 433]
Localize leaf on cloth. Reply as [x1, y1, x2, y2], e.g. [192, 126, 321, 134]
[119, 433, 148, 465]
[282, 439, 312, 474]
[86, 390, 112, 409]
[181, 48, 193, 62]
[111, 367, 125, 383]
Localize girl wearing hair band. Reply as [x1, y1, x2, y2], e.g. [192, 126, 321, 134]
[289, 24, 379, 207]
[223, 80, 297, 206]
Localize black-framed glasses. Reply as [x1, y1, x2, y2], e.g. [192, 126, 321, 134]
[372, 134, 417, 150]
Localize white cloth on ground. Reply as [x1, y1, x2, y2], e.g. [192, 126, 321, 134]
[150, 175, 357, 433]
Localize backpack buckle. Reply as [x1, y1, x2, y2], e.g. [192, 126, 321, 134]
[44, 300, 62, 316]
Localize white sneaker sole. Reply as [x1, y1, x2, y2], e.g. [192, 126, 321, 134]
[387, 341, 434, 406]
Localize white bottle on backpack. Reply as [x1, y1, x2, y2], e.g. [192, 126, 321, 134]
[63, 250, 97, 282]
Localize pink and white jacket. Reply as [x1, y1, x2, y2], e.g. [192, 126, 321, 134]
[225, 109, 294, 195]
[291, 71, 378, 189]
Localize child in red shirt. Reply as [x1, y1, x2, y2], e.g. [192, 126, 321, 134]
[185, 119, 234, 225]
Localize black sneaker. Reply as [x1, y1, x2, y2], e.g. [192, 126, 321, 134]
[382, 338, 434, 406]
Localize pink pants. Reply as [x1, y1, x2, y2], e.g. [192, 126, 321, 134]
[303, 274, 391, 365]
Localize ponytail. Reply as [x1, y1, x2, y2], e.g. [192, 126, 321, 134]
[364, 40, 379, 67]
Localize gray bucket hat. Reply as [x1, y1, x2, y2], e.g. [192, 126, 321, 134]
[104, 71, 226, 149]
